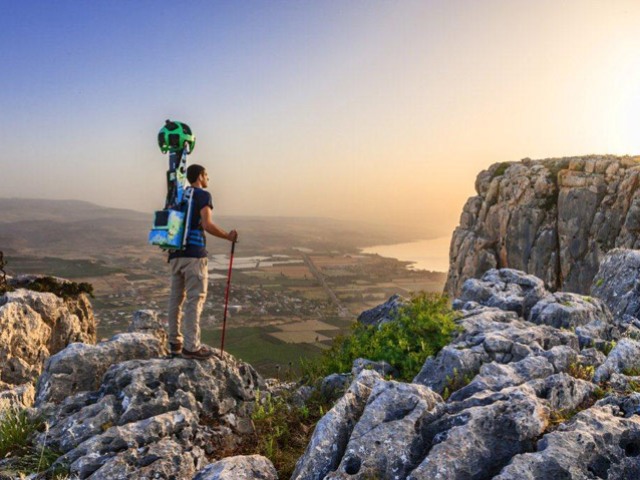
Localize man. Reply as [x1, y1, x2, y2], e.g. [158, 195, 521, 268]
[168, 164, 238, 360]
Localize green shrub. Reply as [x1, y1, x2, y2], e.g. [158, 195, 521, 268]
[567, 362, 595, 381]
[21, 276, 94, 299]
[442, 368, 474, 400]
[248, 390, 332, 478]
[303, 293, 460, 382]
[0, 404, 66, 478]
[491, 162, 510, 179]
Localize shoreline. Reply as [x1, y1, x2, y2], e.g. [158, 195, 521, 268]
[359, 236, 451, 273]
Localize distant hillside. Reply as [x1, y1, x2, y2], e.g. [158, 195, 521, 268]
[0, 198, 437, 259]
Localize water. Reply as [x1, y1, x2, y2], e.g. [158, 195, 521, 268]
[361, 236, 451, 272]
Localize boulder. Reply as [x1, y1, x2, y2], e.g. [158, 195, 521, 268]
[41, 352, 263, 479]
[528, 291, 619, 345]
[193, 455, 278, 480]
[35, 332, 166, 406]
[408, 385, 549, 480]
[591, 248, 640, 324]
[4, 281, 95, 352]
[324, 381, 442, 479]
[129, 309, 168, 346]
[593, 339, 640, 383]
[0, 301, 51, 385]
[413, 306, 579, 395]
[494, 404, 640, 480]
[357, 294, 406, 327]
[351, 358, 398, 378]
[406, 375, 593, 480]
[291, 370, 380, 480]
[453, 269, 548, 318]
[449, 355, 555, 402]
[0, 285, 96, 388]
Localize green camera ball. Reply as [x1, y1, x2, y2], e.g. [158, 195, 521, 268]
[157, 120, 196, 154]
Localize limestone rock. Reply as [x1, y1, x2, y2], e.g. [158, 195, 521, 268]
[291, 370, 380, 480]
[357, 294, 406, 327]
[0, 383, 35, 409]
[406, 376, 590, 480]
[453, 268, 548, 318]
[35, 332, 166, 406]
[4, 283, 95, 351]
[0, 284, 96, 388]
[528, 291, 619, 346]
[453, 267, 618, 347]
[594, 339, 640, 383]
[408, 386, 549, 480]
[351, 357, 398, 378]
[445, 156, 640, 297]
[413, 306, 579, 395]
[320, 373, 352, 400]
[40, 352, 263, 479]
[494, 404, 640, 480]
[193, 455, 278, 480]
[129, 309, 168, 346]
[591, 248, 640, 326]
[449, 355, 554, 402]
[0, 301, 51, 385]
[325, 381, 442, 479]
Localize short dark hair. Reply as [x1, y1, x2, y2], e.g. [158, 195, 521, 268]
[187, 164, 206, 184]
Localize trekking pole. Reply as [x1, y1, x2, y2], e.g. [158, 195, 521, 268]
[220, 240, 236, 356]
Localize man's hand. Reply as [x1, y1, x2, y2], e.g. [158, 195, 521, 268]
[201, 206, 238, 242]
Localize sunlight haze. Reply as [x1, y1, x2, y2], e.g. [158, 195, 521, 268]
[1, 0, 639, 237]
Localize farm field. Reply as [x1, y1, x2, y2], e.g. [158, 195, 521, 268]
[201, 325, 325, 377]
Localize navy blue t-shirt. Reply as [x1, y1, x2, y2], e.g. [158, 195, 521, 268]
[169, 188, 213, 260]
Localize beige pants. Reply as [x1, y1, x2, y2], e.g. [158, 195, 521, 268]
[168, 257, 208, 351]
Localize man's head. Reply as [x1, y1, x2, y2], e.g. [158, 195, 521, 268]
[187, 164, 208, 187]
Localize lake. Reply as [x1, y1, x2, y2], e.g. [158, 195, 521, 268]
[361, 236, 451, 273]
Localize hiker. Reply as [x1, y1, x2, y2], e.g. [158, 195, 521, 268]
[167, 164, 238, 360]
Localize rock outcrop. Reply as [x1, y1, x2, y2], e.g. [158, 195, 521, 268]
[591, 248, 640, 327]
[294, 265, 640, 480]
[193, 455, 278, 480]
[35, 332, 166, 406]
[445, 155, 640, 297]
[0, 276, 95, 390]
[39, 350, 264, 479]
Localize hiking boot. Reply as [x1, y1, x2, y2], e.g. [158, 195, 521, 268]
[169, 342, 183, 357]
[182, 346, 215, 360]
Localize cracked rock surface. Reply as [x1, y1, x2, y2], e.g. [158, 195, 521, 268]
[445, 156, 640, 297]
[293, 267, 640, 479]
[38, 350, 264, 479]
[0, 280, 95, 393]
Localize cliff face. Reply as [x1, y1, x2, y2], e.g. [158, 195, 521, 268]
[445, 155, 640, 297]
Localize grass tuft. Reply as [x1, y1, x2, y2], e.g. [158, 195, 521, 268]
[240, 389, 334, 478]
[0, 404, 67, 478]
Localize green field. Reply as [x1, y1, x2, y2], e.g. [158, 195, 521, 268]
[7, 256, 123, 279]
[201, 325, 325, 378]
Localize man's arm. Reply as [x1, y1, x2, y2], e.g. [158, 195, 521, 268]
[200, 205, 238, 242]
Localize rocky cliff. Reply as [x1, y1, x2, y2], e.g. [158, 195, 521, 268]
[293, 253, 640, 479]
[445, 155, 640, 297]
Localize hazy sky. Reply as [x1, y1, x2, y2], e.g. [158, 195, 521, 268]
[2, 0, 639, 237]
